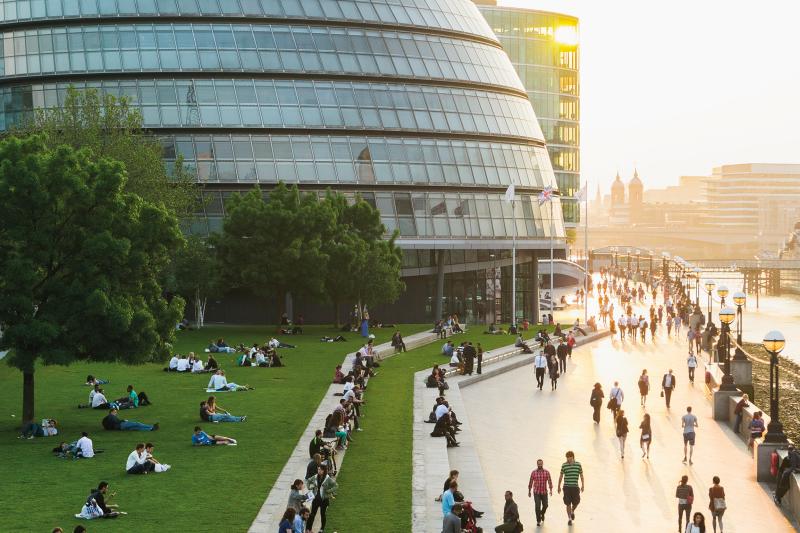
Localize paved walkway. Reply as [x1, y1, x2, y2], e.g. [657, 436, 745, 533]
[461, 332, 798, 531]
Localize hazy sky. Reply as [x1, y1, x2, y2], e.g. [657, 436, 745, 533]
[495, 0, 800, 193]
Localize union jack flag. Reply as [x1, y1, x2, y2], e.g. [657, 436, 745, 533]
[538, 186, 554, 205]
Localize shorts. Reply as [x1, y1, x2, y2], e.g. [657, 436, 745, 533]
[683, 432, 696, 445]
[562, 485, 581, 506]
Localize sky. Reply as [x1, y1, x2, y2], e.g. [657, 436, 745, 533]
[494, 0, 800, 193]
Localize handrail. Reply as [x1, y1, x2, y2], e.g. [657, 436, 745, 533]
[728, 334, 800, 382]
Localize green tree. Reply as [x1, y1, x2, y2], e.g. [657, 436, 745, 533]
[216, 183, 333, 318]
[164, 235, 220, 328]
[12, 86, 197, 220]
[321, 192, 404, 326]
[0, 136, 185, 422]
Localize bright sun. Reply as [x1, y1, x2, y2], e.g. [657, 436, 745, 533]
[554, 25, 579, 46]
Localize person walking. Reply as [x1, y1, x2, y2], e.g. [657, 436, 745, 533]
[616, 410, 629, 459]
[609, 381, 624, 422]
[533, 351, 547, 391]
[675, 475, 694, 533]
[494, 491, 521, 532]
[476, 343, 484, 375]
[687, 351, 698, 384]
[638, 369, 650, 406]
[662, 369, 677, 409]
[548, 354, 560, 391]
[640, 413, 652, 458]
[557, 450, 584, 526]
[305, 464, 337, 533]
[589, 383, 604, 424]
[708, 476, 726, 533]
[528, 459, 553, 526]
[682, 406, 698, 464]
[556, 339, 568, 374]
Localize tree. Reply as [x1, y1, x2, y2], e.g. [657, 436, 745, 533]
[0, 136, 185, 422]
[164, 235, 220, 328]
[216, 183, 333, 318]
[11, 87, 197, 220]
[321, 192, 404, 326]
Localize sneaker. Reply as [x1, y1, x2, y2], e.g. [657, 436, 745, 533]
[537, 522, 541, 526]
[241, 416, 247, 422]
[356, 428, 363, 432]
[162, 464, 171, 471]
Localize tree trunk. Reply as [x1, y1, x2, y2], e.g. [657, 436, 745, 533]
[23, 371, 34, 422]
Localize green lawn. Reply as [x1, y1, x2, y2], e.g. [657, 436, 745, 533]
[0, 323, 426, 533]
[328, 327, 556, 533]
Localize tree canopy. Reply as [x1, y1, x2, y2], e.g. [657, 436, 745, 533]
[11, 86, 197, 220]
[0, 135, 185, 421]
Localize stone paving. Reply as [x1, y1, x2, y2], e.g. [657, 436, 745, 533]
[461, 332, 799, 532]
[413, 330, 610, 533]
[248, 328, 439, 533]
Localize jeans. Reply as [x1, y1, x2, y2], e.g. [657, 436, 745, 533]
[209, 413, 243, 423]
[734, 413, 743, 435]
[664, 388, 673, 408]
[688, 367, 696, 382]
[534, 493, 549, 522]
[20, 422, 43, 438]
[308, 496, 329, 531]
[127, 462, 154, 474]
[120, 421, 154, 431]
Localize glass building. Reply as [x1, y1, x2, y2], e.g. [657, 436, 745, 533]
[476, 1, 580, 227]
[0, 0, 565, 324]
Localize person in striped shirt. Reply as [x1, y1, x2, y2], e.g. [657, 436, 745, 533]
[557, 451, 584, 526]
[528, 459, 553, 526]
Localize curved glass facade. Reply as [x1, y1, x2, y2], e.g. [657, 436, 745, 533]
[477, 5, 580, 226]
[0, 0, 565, 324]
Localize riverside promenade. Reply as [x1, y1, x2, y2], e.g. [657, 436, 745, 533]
[461, 332, 798, 531]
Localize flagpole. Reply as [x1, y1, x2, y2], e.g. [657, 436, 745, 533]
[584, 183, 589, 324]
[512, 197, 516, 329]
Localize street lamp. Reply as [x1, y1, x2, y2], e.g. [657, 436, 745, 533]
[704, 279, 716, 326]
[717, 285, 729, 308]
[694, 267, 701, 304]
[718, 307, 736, 390]
[732, 291, 746, 360]
[762, 331, 788, 443]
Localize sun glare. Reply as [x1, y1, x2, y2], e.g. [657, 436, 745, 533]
[554, 25, 579, 46]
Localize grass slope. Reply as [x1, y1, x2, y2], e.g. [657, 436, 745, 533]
[0, 324, 425, 533]
[328, 329, 555, 533]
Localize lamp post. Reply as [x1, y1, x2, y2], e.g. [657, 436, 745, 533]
[762, 331, 788, 443]
[704, 279, 716, 326]
[717, 285, 729, 308]
[694, 267, 701, 305]
[718, 307, 736, 391]
[732, 291, 746, 360]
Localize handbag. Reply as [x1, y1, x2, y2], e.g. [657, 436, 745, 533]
[514, 520, 524, 533]
[713, 497, 726, 511]
[606, 398, 616, 410]
[687, 494, 694, 505]
[660, 390, 665, 397]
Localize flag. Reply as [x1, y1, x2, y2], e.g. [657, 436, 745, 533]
[538, 186, 554, 205]
[504, 183, 515, 203]
[575, 183, 587, 203]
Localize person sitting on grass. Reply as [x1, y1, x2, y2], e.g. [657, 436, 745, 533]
[269, 337, 296, 349]
[207, 369, 251, 391]
[144, 442, 170, 472]
[236, 351, 252, 367]
[125, 443, 154, 475]
[165, 354, 179, 372]
[204, 395, 247, 423]
[191, 356, 208, 373]
[176, 354, 191, 372]
[19, 418, 59, 439]
[76, 481, 125, 520]
[76, 431, 97, 458]
[115, 385, 150, 409]
[78, 385, 102, 409]
[102, 408, 159, 432]
[90, 388, 113, 410]
[204, 354, 219, 372]
[85, 375, 109, 386]
[192, 426, 237, 446]
[215, 338, 236, 353]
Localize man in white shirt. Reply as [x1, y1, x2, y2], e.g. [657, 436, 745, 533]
[449, 351, 462, 368]
[342, 377, 355, 394]
[628, 316, 639, 341]
[687, 352, 698, 384]
[618, 315, 627, 341]
[435, 401, 450, 421]
[91, 389, 110, 409]
[167, 355, 179, 371]
[609, 381, 624, 419]
[208, 370, 228, 391]
[126, 443, 153, 474]
[76, 432, 95, 458]
[176, 355, 190, 372]
[533, 352, 548, 390]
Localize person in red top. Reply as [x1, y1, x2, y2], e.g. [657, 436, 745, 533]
[528, 458, 554, 526]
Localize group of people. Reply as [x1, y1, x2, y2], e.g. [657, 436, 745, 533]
[236, 342, 284, 367]
[443, 340, 482, 375]
[435, 314, 465, 338]
[165, 352, 218, 373]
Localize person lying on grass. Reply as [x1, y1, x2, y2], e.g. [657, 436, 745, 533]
[19, 418, 58, 439]
[192, 426, 237, 446]
[85, 375, 109, 386]
[207, 369, 252, 391]
[76, 481, 126, 520]
[102, 408, 159, 432]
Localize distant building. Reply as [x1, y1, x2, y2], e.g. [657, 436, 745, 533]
[475, 1, 581, 227]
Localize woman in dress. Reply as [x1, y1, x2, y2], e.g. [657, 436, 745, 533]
[638, 369, 650, 406]
[640, 413, 652, 458]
